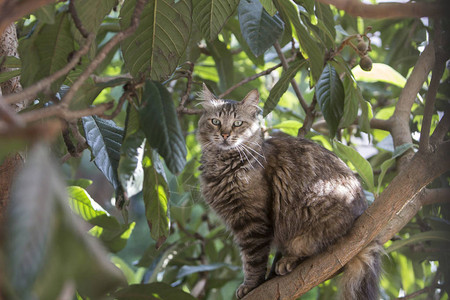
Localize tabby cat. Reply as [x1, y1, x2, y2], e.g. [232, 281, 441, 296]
[197, 84, 381, 299]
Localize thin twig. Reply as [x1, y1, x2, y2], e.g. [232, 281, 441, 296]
[178, 61, 195, 111]
[2, 33, 95, 105]
[68, 0, 89, 38]
[396, 284, 444, 299]
[273, 41, 308, 113]
[20, 101, 114, 123]
[217, 58, 295, 99]
[100, 91, 131, 120]
[430, 109, 450, 146]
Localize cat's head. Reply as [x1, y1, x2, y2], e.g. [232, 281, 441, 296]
[197, 84, 262, 150]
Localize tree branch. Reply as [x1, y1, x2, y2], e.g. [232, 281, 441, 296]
[314, 0, 447, 19]
[68, 0, 89, 39]
[2, 33, 95, 106]
[60, 0, 148, 108]
[419, 26, 449, 152]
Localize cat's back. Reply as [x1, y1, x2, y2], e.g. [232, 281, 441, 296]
[262, 136, 366, 215]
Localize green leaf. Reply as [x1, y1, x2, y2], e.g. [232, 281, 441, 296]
[67, 186, 120, 230]
[35, 12, 75, 92]
[73, 0, 116, 34]
[0, 55, 21, 68]
[339, 75, 359, 128]
[225, 18, 264, 66]
[143, 149, 170, 248]
[0, 69, 20, 83]
[5, 145, 57, 298]
[193, 0, 239, 41]
[272, 120, 303, 136]
[357, 90, 372, 134]
[260, 0, 277, 16]
[352, 63, 407, 87]
[314, 2, 336, 46]
[386, 231, 450, 253]
[316, 64, 345, 137]
[34, 3, 55, 24]
[139, 80, 187, 174]
[113, 283, 196, 300]
[82, 116, 124, 189]
[238, 0, 284, 57]
[274, 0, 324, 85]
[89, 222, 136, 253]
[392, 143, 414, 158]
[376, 158, 395, 195]
[263, 58, 307, 116]
[333, 140, 375, 192]
[120, 0, 192, 81]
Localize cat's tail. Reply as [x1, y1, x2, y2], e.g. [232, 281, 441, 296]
[339, 240, 382, 300]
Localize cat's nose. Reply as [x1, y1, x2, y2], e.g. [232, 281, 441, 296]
[221, 133, 230, 140]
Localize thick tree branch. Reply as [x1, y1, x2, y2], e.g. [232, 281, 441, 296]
[244, 141, 450, 300]
[313, 0, 447, 19]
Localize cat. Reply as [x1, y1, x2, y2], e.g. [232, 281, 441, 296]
[197, 84, 381, 299]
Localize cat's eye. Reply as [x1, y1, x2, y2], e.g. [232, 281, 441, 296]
[211, 118, 221, 126]
[233, 120, 243, 127]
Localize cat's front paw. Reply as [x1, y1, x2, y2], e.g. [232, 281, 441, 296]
[236, 283, 254, 299]
[275, 256, 299, 276]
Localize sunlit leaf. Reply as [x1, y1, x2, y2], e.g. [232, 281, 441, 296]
[143, 149, 170, 248]
[333, 140, 375, 192]
[274, 0, 323, 84]
[238, 0, 284, 57]
[352, 63, 407, 87]
[272, 120, 303, 136]
[316, 64, 345, 137]
[193, 0, 239, 41]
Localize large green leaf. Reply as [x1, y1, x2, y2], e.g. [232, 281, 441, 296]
[315, 64, 345, 137]
[73, 0, 116, 34]
[143, 149, 170, 248]
[238, 0, 284, 57]
[139, 80, 186, 174]
[333, 140, 375, 193]
[82, 116, 124, 189]
[263, 58, 306, 116]
[5, 145, 126, 299]
[114, 283, 196, 300]
[274, 0, 323, 85]
[35, 12, 75, 92]
[68, 186, 135, 252]
[120, 0, 192, 81]
[34, 3, 56, 24]
[193, 0, 239, 41]
[118, 130, 145, 198]
[0, 69, 20, 83]
[5, 145, 56, 298]
[352, 63, 407, 87]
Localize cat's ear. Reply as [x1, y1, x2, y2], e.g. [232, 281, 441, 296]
[241, 90, 260, 113]
[198, 83, 221, 109]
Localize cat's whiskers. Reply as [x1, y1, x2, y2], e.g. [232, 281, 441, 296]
[242, 143, 266, 162]
[237, 145, 255, 170]
[241, 144, 265, 169]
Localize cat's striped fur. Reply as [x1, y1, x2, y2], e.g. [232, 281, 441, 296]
[197, 85, 381, 299]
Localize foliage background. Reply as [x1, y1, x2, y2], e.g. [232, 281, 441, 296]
[0, 0, 449, 299]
